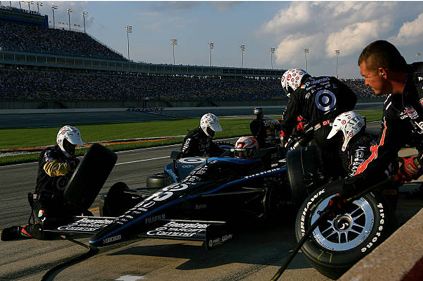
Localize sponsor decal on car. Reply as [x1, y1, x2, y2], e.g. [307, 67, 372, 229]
[207, 233, 233, 249]
[145, 214, 165, 224]
[146, 221, 209, 238]
[103, 235, 122, 244]
[58, 217, 115, 232]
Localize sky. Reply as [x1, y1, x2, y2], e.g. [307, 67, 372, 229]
[8, 1, 423, 78]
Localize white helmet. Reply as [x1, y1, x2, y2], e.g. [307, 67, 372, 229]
[200, 113, 222, 138]
[234, 136, 260, 159]
[281, 68, 309, 97]
[57, 125, 84, 158]
[327, 111, 365, 151]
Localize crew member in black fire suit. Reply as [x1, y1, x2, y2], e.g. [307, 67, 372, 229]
[327, 111, 398, 207]
[180, 113, 224, 158]
[249, 107, 281, 148]
[279, 68, 357, 178]
[1, 125, 85, 241]
[330, 40, 423, 212]
[327, 111, 376, 178]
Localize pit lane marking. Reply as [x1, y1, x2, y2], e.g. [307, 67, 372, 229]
[115, 275, 145, 281]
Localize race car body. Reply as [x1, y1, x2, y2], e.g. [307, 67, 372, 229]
[46, 144, 293, 249]
[90, 153, 289, 247]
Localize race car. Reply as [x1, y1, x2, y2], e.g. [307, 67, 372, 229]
[46, 143, 293, 248]
[42, 117, 398, 280]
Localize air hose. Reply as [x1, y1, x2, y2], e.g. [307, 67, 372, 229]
[270, 207, 330, 281]
[41, 236, 98, 281]
[270, 177, 393, 281]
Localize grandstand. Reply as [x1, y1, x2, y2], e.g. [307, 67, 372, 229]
[0, 6, 379, 110]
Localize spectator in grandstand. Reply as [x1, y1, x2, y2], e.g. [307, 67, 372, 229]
[1, 126, 89, 241]
[0, 20, 126, 60]
[341, 78, 375, 98]
[279, 68, 357, 179]
[180, 113, 224, 158]
[0, 68, 284, 102]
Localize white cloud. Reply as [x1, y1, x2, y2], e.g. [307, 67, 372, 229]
[275, 34, 319, 67]
[389, 13, 423, 46]
[259, 1, 423, 76]
[325, 20, 390, 58]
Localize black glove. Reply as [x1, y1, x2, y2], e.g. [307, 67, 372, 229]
[69, 158, 80, 170]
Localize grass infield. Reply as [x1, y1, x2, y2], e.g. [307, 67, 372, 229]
[0, 110, 382, 166]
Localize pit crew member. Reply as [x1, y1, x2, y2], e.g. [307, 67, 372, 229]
[2, 125, 86, 241]
[249, 107, 281, 148]
[180, 113, 224, 158]
[279, 68, 357, 178]
[330, 40, 423, 213]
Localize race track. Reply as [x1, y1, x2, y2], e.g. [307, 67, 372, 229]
[0, 102, 383, 129]
[1, 103, 421, 281]
[0, 143, 332, 281]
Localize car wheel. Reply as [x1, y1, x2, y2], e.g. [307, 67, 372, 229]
[286, 145, 320, 208]
[146, 172, 166, 190]
[100, 182, 143, 217]
[295, 180, 397, 279]
[64, 143, 117, 211]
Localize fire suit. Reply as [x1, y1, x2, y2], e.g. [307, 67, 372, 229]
[281, 76, 357, 177]
[22, 145, 81, 239]
[180, 127, 223, 158]
[344, 62, 423, 195]
[250, 116, 281, 148]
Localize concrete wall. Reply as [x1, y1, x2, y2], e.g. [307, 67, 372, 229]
[0, 98, 383, 110]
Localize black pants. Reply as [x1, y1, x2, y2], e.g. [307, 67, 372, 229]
[314, 126, 346, 179]
[24, 197, 82, 239]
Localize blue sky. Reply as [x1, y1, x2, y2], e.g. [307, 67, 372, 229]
[11, 1, 423, 78]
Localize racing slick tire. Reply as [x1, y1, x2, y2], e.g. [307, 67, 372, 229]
[100, 182, 144, 217]
[64, 143, 117, 211]
[146, 172, 166, 190]
[294, 180, 397, 280]
[286, 145, 320, 208]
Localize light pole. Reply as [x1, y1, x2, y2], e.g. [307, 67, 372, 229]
[35, 1, 42, 13]
[335, 49, 340, 78]
[125, 25, 132, 61]
[82, 11, 88, 33]
[67, 8, 73, 31]
[304, 48, 309, 71]
[27, 1, 33, 12]
[51, 4, 57, 28]
[417, 53, 421, 60]
[208, 42, 214, 67]
[240, 44, 245, 68]
[171, 39, 177, 65]
[270, 47, 275, 69]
